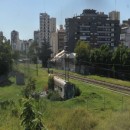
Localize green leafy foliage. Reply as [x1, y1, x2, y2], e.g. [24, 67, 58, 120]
[74, 86, 81, 97]
[74, 40, 90, 65]
[22, 78, 36, 98]
[20, 98, 44, 130]
[74, 41, 130, 80]
[38, 41, 52, 67]
[28, 42, 38, 64]
[48, 75, 54, 90]
[0, 39, 12, 76]
[47, 91, 62, 101]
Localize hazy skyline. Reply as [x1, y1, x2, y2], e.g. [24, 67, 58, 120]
[0, 0, 130, 40]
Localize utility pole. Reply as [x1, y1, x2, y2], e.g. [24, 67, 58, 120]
[64, 46, 68, 82]
[35, 45, 38, 76]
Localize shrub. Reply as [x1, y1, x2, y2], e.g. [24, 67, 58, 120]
[74, 86, 81, 97]
[47, 91, 62, 101]
[11, 108, 19, 117]
[22, 77, 36, 98]
[48, 75, 54, 90]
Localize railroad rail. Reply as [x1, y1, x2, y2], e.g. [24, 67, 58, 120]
[53, 72, 130, 95]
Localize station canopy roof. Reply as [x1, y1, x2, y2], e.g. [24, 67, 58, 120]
[50, 50, 76, 62]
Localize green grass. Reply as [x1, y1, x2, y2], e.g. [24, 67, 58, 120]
[1, 64, 130, 130]
[87, 75, 130, 87]
[0, 77, 23, 101]
[52, 68, 130, 87]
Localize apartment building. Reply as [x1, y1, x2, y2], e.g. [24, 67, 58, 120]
[11, 30, 19, 50]
[120, 26, 130, 48]
[65, 9, 120, 52]
[34, 30, 40, 45]
[109, 11, 120, 21]
[40, 13, 50, 46]
[58, 25, 66, 52]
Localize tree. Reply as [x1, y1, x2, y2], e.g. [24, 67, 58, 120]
[23, 78, 36, 99]
[74, 40, 90, 65]
[0, 38, 12, 76]
[21, 99, 35, 130]
[112, 44, 128, 65]
[20, 99, 44, 130]
[28, 42, 38, 64]
[38, 41, 52, 67]
[12, 50, 20, 62]
[112, 44, 130, 79]
[48, 75, 54, 90]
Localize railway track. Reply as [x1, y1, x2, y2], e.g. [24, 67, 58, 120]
[53, 72, 130, 95]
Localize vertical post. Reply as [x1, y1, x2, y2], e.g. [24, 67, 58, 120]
[64, 46, 67, 81]
[35, 46, 38, 76]
[86, 100, 88, 110]
[103, 95, 105, 110]
[36, 57, 38, 76]
[65, 51, 66, 81]
[47, 60, 49, 73]
[67, 55, 69, 82]
[122, 96, 124, 111]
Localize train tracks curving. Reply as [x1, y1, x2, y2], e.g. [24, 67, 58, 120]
[53, 72, 130, 95]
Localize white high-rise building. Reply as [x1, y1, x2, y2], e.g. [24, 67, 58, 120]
[39, 13, 58, 57]
[109, 11, 120, 21]
[58, 25, 66, 52]
[50, 17, 57, 57]
[40, 13, 50, 46]
[120, 27, 130, 48]
[11, 30, 19, 50]
[50, 18, 56, 33]
[50, 32, 58, 57]
[34, 30, 40, 44]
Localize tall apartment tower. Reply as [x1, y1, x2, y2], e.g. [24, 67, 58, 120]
[50, 18, 56, 33]
[58, 25, 66, 52]
[109, 11, 120, 21]
[0, 31, 3, 41]
[34, 30, 40, 44]
[65, 9, 120, 52]
[11, 30, 19, 50]
[50, 18, 58, 57]
[40, 13, 50, 46]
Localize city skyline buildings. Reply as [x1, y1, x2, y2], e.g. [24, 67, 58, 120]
[65, 9, 120, 52]
[0, 0, 130, 40]
[39, 13, 50, 46]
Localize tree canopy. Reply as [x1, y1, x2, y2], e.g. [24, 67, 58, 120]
[74, 40, 90, 65]
[38, 41, 52, 68]
[0, 39, 12, 76]
[74, 40, 130, 80]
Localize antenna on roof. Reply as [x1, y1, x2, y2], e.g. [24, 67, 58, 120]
[60, 8, 63, 25]
[43, 0, 46, 12]
[115, 0, 117, 11]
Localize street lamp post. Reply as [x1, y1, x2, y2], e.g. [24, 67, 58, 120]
[35, 47, 38, 76]
[47, 60, 50, 73]
[67, 54, 70, 82]
[64, 46, 69, 82]
[36, 57, 38, 76]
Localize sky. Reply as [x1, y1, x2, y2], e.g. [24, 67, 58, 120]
[0, 0, 130, 40]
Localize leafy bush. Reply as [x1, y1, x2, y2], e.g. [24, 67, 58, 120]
[74, 86, 81, 97]
[11, 108, 19, 117]
[47, 91, 62, 101]
[48, 75, 54, 90]
[22, 77, 36, 98]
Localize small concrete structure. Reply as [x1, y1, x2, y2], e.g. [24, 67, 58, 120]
[54, 76, 75, 99]
[16, 72, 25, 85]
[51, 50, 76, 71]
